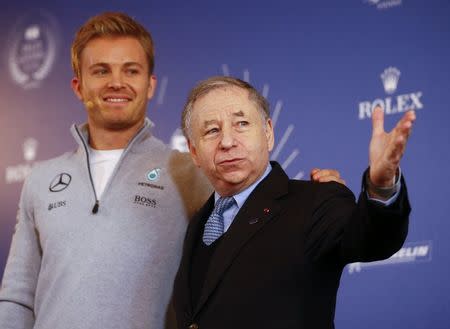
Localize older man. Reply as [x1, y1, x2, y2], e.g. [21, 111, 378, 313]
[173, 76, 415, 329]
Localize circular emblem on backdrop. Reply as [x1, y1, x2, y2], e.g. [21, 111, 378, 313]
[147, 168, 161, 182]
[49, 173, 72, 192]
[7, 10, 60, 89]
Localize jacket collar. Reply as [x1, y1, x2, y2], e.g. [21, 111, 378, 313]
[70, 118, 155, 155]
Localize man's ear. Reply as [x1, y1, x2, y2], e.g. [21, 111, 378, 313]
[265, 118, 275, 152]
[187, 139, 200, 167]
[71, 77, 83, 101]
[147, 75, 157, 100]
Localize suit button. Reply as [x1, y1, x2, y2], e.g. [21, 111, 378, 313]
[188, 324, 199, 329]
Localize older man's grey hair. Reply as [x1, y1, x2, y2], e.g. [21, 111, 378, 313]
[181, 76, 270, 140]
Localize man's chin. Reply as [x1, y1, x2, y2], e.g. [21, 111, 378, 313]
[214, 173, 249, 195]
[217, 169, 245, 182]
[104, 121, 134, 131]
[102, 117, 144, 131]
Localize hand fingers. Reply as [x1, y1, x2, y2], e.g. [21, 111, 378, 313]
[392, 110, 416, 148]
[402, 110, 416, 124]
[320, 169, 341, 179]
[311, 169, 344, 186]
[386, 111, 416, 164]
[372, 106, 385, 137]
[311, 169, 339, 180]
[395, 110, 416, 134]
[387, 136, 405, 165]
[316, 176, 346, 186]
[310, 168, 321, 180]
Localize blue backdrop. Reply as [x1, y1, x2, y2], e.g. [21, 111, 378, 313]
[1, 0, 449, 328]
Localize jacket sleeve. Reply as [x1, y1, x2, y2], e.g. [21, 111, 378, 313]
[0, 171, 41, 328]
[305, 171, 410, 265]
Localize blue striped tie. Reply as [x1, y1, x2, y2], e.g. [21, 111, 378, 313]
[203, 197, 235, 246]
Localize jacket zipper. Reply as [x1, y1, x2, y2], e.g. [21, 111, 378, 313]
[74, 127, 100, 214]
[74, 121, 148, 215]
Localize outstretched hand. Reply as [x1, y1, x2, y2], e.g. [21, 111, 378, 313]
[310, 168, 346, 186]
[369, 106, 416, 187]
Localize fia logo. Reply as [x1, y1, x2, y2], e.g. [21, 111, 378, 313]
[358, 66, 424, 120]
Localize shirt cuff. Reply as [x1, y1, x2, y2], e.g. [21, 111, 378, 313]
[366, 168, 402, 206]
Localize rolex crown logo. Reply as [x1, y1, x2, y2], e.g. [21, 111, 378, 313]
[380, 67, 401, 95]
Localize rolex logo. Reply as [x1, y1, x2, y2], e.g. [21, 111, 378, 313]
[5, 137, 38, 184]
[358, 66, 424, 120]
[380, 67, 400, 94]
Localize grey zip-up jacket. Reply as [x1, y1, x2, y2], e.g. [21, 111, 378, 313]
[0, 119, 211, 329]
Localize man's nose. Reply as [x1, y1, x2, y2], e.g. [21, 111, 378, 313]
[107, 71, 124, 89]
[219, 129, 236, 149]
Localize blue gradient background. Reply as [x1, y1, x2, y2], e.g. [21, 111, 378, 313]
[1, 1, 449, 328]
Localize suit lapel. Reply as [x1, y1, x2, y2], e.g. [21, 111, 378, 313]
[177, 194, 215, 315]
[194, 162, 289, 316]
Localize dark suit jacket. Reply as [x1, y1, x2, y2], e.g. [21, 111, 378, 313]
[173, 162, 410, 329]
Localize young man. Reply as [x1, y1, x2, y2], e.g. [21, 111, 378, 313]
[173, 76, 415, 329]
[0, 12, 212, 329]
[0, 13, 344, 329]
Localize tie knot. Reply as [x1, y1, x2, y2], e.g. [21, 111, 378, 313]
[213, 196, 235, 216]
